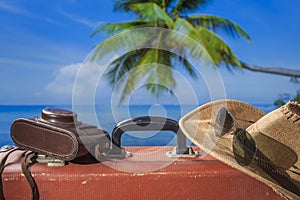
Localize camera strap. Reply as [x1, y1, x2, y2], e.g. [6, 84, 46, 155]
[0, 147, 39, 200]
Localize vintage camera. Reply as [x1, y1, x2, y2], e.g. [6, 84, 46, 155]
[10, 108, 111, 161]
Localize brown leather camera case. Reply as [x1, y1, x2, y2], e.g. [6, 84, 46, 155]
[10, 108, 110, 161]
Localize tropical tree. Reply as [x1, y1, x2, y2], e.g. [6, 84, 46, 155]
[91, 0, 300, 102]
[275, 79, 300, 105]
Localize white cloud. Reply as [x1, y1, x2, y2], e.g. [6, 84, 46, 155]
[46, 63, 80, 96]
[45, 62, 111, 103]
[45, 60, 295, 106]
[45, 61, 202, 105]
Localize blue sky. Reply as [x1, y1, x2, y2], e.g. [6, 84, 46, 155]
[0, 0, 299, 105]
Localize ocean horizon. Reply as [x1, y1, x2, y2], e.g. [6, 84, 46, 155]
[0, 103, 277, 147]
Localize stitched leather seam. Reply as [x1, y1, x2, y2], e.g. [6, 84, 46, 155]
[11, 119, 79, 160]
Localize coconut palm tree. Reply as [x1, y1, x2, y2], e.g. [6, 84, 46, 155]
[91, 0, 299, 102]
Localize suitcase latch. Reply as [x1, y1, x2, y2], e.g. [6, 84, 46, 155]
[34, 154, 66, 167]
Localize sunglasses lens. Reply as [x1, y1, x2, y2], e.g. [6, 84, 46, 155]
[233, 128, 257, 166]
[215, 107, 234, 137]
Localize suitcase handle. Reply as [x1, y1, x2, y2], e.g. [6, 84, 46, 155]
[110, 116, 190, 156]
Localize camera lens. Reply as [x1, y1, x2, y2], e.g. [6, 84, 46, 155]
[41, 108, 77, 124]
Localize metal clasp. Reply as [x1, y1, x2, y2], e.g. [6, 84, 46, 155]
[166, 147, 200, 158]
[34, 154, 65, 167]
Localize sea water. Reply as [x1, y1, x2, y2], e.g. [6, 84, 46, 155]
[0, 104, 277, 147]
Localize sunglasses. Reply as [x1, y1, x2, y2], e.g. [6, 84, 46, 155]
[215, 107, 300, 196]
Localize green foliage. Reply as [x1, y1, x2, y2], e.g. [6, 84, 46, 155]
[172, 0, 212, 15]
[274, 90, 300, 106]
[113, 0, 168, 12]
[290, 77, 299, 84]
[293, 92, 300, 102]
[187, 15, 251, 42]
[91, 21, 157, 36]
[274, 99, 286, 106]
[92, 0, 252, 103]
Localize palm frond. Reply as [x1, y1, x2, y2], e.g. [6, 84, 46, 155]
[146, 64, 175, 98]
[114, 0, 175, 12]
[172, 0, 212, 15]
[91, 28, 152, 61]
[187, 14, 251, 42]
[196, 26, 242, 68]
[143, 50, 174, 95]
[166, 47, 198, 78]
[118, 62, 152, 102]
[119, 48, 175, 102]
[105, 50, 143, 85]
[173, 17, 218, 65]
[161, 0, 177, 10]
[113, 0, 149, 12]
[91, 0, 253, 103]
[91, 21, 157, 37]
[174, 17, 241, 68]
[128, 3, 174, 28]
[177, 55, 198, 78]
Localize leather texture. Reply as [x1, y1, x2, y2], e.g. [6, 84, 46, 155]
[10, 108, 110, 161]
[0, 146, 284, 200]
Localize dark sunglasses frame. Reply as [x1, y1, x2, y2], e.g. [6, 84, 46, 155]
[215, 107, 300, 195]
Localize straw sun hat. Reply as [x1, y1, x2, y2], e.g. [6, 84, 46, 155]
[179, 99, 300, 199]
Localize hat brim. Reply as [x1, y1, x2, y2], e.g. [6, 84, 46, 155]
[179, 100, 299, 199]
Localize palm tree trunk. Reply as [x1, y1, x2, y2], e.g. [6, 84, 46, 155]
[240, 61, 300, 78]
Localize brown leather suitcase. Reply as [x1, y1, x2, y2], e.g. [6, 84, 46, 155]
[1, 115, 285, 200]
[1, 146, 284, 200]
